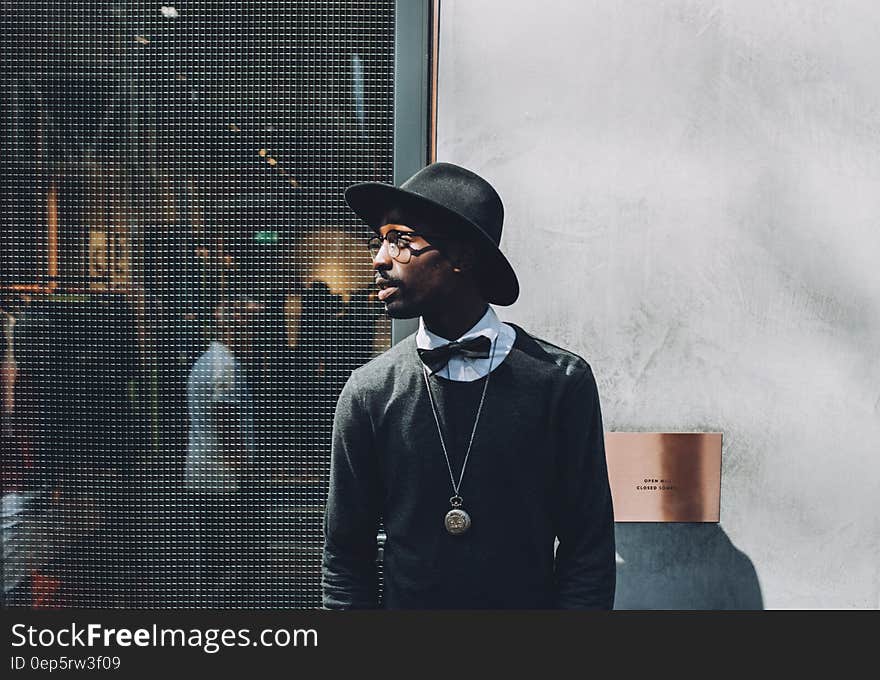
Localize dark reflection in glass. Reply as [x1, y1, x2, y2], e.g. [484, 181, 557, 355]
[4, 295, 145, 607]
[2, 1, 395, 609]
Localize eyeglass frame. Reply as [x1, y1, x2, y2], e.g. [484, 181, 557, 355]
[367, 229, 446, 264]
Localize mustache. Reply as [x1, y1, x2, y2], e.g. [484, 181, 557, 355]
[375, 275, 403, 289]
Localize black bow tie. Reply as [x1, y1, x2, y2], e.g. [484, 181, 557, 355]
[417, 335, 492, 374]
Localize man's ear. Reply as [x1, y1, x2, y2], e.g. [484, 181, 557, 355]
[451, 243, 478, 273]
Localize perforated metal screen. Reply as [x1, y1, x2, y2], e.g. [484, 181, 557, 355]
[2, 1, 396, 608]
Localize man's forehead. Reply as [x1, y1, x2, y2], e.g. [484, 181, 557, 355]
[378, 222, 415, 235]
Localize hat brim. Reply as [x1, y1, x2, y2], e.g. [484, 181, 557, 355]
[345, 182, 519, 306]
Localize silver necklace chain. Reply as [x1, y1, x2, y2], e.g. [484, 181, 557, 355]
[421, 336, 498, 498]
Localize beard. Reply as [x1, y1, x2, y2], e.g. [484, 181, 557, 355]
[382, 298, 420, 319]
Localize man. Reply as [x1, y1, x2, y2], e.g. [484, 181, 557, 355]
[322, 162, 615, 609]
[186, 294, 263, 606]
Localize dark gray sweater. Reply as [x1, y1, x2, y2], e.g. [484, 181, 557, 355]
[321, 324, 616, 609]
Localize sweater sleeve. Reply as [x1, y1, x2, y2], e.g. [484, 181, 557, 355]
[553, 367, 616, 609]
[321, 370, 382, 609]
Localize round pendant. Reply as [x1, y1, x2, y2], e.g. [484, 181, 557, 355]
[445, 508, 471, 535]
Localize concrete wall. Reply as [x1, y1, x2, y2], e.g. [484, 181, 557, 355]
[436, 0, 880, 608]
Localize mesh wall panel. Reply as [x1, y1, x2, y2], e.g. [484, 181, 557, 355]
[2, 1, 395, 609]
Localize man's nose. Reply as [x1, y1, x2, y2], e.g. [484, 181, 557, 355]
[372, 240, 393, 270]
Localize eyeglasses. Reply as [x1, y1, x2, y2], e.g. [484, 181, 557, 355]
[367, 230, 440, 264]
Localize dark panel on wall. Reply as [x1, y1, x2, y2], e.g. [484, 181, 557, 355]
[2, 1, 397, 609]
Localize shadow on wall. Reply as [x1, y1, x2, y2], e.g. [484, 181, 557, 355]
[614, 523, 763, 610]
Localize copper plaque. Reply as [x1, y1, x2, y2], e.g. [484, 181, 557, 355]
[605, 432, 722, 522]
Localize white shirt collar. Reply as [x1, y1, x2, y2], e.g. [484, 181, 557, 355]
[416, 305, 500, 350]
[415, 306, 516, 382]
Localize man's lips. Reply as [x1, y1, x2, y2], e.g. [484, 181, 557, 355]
[375, 278, 402, 302]
[377, 287, 398, 301]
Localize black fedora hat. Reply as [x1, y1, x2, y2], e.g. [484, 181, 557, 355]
[344, 162, 520, 306]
